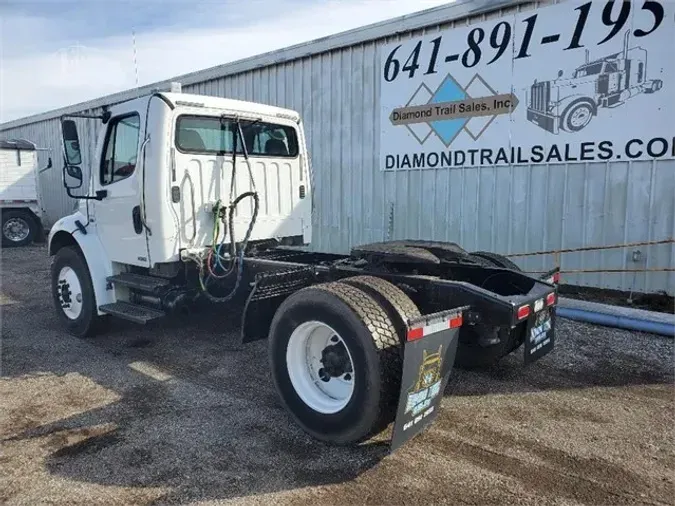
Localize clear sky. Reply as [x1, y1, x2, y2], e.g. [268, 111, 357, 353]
[0, 0, 450, 123]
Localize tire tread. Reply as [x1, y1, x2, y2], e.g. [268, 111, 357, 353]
[341, 275, 420, 322]
[300, 281, 403, 440]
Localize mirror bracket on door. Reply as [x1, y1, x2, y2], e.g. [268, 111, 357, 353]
[61, 109, 111, 123]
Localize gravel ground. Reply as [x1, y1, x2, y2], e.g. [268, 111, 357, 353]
[1, 244, 673, 506]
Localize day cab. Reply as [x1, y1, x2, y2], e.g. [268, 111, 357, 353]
[49, 91, 312, 334]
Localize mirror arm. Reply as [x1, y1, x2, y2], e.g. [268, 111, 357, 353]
[65, 189, 107, 201]
[60, 111, 109, 122]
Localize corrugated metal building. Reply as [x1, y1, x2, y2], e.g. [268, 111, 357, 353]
[1, 0, 673, 295]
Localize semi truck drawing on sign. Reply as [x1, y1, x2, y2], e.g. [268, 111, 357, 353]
[527, 32, 663, 134]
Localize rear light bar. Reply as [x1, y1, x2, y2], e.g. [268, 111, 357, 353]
[546, 292, 556, 306]
[517, 305, 530, 320]
[407, 313, 463, 341]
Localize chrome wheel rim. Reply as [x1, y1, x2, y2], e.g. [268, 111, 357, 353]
[3, 217, 30, 242]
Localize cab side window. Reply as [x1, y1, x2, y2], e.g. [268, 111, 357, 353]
[100, 114, 140, 185]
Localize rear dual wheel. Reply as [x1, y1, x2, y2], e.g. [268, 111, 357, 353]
[645, 79, 662, 94]
[268, 278, 419, 445]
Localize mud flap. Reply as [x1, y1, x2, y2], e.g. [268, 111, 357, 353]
[524, 306, 556, 364]
[390, 306, 469, 451]
[522, 267, 559, 364]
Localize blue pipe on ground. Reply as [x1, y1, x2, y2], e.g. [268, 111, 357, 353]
[556, 307, 675, 338]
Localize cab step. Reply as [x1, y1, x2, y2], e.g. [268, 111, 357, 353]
[107, 273, 170, 293]
[99, 301, 166, 324]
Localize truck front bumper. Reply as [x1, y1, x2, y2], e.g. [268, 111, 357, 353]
[527, 109, 558, 134]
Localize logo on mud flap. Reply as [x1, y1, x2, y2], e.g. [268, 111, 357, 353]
[389, 73, 519, 147]
[529, 310, 552, 355]
[405, 345, 444, 416]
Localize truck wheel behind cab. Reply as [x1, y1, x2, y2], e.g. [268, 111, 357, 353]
[1, 210, 36, 247]
[269, 282, 402, 445]
[470, 251, 521, 272]
[561, 101, 594, 133]
[51, 246, 105, 338]
[645, 79, 663, 94]
[455, 326, 523, 369]
[457, 251, 523, 369]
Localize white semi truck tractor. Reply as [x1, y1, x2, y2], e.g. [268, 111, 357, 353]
[48, 88, 559, 449]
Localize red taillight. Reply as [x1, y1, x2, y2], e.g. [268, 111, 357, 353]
[546, 292, 556, 306]
[407, 327, 424, 341]
[450, 314, 463, 328]
[517, 305, 530, 320]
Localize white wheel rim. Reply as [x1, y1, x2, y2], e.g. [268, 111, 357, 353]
[570, 107, 591, 128]
[3, 217, 30, 242]
[57, 266, 83, 320]
[286, 321, 355, 414]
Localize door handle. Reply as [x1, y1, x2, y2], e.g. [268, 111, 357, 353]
[132, 205, 143, 234]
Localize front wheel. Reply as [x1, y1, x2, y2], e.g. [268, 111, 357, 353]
[51, 246, 105, 337]
[560, 101, 594, 132]
[268, 281, 403, 445]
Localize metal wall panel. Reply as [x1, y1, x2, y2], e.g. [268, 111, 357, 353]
[1, 0, 672, 294]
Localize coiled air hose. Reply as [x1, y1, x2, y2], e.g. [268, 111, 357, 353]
[195, 117, 259, 303]
[199, 192, 259, 303]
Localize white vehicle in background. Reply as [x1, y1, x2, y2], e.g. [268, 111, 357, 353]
[0, 139, 52, 247]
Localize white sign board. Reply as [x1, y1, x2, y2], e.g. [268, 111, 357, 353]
[380, 0, 674, 169]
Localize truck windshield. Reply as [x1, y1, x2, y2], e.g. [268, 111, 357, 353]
[175, 115, 298, 157]
[574, 62, 604, 77]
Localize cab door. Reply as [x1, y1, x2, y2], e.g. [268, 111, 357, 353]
[93, 98, 150, 266]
